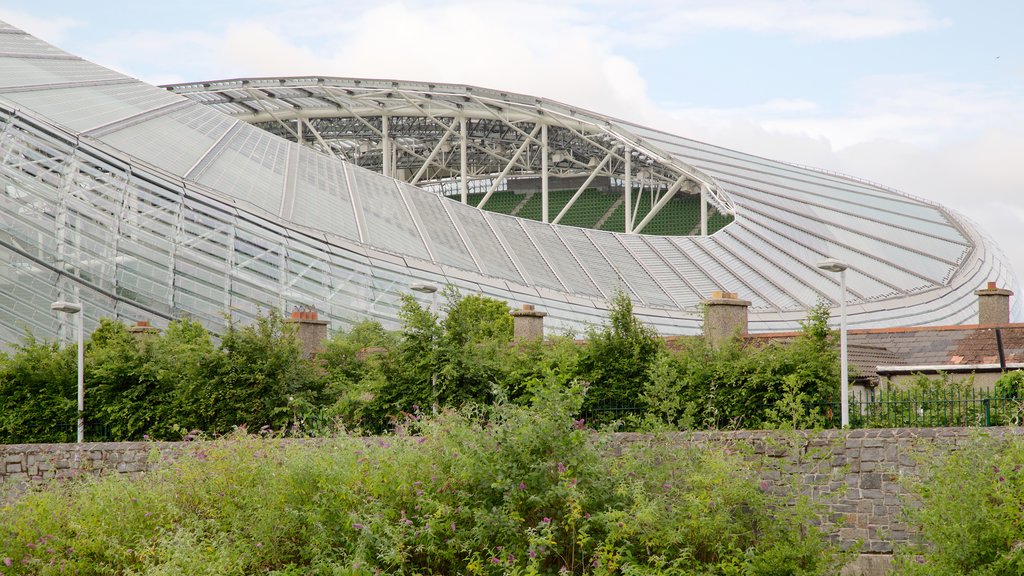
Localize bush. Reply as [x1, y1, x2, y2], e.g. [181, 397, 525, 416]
[892, 433, 1024, 575]
[0, 384, 846, 575]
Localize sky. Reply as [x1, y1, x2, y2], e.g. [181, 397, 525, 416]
[2, 0, 1023, 283]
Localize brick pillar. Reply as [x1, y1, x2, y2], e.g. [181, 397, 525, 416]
[511, 304, 546, 340]
[286, 306, 328, 359]
[975, 282, 1013, 325]
[702, 291, 751, 346]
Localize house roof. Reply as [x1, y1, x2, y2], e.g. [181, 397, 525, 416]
[748, 323, 1024, 383]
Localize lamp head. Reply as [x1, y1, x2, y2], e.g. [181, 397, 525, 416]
[816, 258, 849, 273]
[50, 301, 82, 314]
[410, 283, 438, 294]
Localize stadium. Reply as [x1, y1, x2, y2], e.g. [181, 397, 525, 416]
[0, 20, 1018, 344]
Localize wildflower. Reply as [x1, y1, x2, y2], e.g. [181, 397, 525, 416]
[759, 480, 770, 491]
[491, 557, 501, 564]
[557, 462, 566, 474]
[518, 482, 526, 491]
[3, 558, 12, 567]
[542, 517, 551, 524]
[255, 542, 262, 548]
[353, 523, 364, 530]
[573, 418, 586, 430]
[450, 522, 457, 531]
[529, 549, 537, 559]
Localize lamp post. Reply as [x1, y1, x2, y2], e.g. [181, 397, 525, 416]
[816, 258, 849, 428]
[410, 283, 439, 413]
[51, 300, 84, 442]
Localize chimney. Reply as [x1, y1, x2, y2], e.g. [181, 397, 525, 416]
[286, 305, 329, 358]
[127, 319, 160, 340]
[702, 291, 751, 346]
[975, 282, 1013, 325]
[511, 304, 546, 340]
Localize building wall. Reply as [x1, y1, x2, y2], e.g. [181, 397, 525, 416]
[5, 428, 1022, 575]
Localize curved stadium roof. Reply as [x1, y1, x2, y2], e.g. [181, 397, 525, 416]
[0, 20, 1018, 344]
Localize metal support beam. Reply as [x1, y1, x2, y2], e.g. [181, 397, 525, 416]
[700, 185, 708, 236]
[381, 114, 391, 178]
[477, 124, 541, 211]
[460, 115, 468, 203]
[301, 118, 341, 160]
[552, 151, 613, 225]
[541, 123, 549, 223]
[632, 174, 691, 234]
[624, 147, 632, 233]
[410, 128, 454, 185]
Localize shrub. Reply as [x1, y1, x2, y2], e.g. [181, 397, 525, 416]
[892, 433, 1024, 575]
[0, 384, 846, 575]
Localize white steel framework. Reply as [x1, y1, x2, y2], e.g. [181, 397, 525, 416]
[0, 20, 1018, 347]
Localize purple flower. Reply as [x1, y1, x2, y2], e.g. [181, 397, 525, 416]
[255, 542, 262, 548]
[529, 549, 537, 559]
[542, 517, 551, 524]
[573, 418, 586, 430]
[353, 523, 364, 530]
[556, 462, 566, 474]
[3, 557, 12, 567]
[490, 557, 501, 564]
[450, 522, 457, 531]
[518, 482, 526, 491]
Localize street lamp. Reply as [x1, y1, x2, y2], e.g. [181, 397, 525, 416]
[410, 282, 440, 413]
[410, 282, 439, 309]
[51, 300, 84, 443]
[816, 258, 849, 428]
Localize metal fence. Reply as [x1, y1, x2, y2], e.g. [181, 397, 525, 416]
[583, 388, 1024, 430]
[824, 389, 1024, 429]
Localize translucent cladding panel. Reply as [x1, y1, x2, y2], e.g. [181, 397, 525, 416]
[486, 214, 565, 292]
[584, 230, 676, 307]
[198, 126, 287, 214]
[735, 191, 958, 287]
[640, 235, 720, 301]
[554, 226, 630, 300]
[398, 182, 478, 272]
[712, 225, 825, 309]
[0, 250, 68, 340]
[630, 124, 949, 222]
[522, 222, 602, 297]
[0, 57, 125, 89]
[618, 235, 700, 306]
[1, 82, 181, 133]
[291, 148, 359, 241]
[281, 239, 332, 302]
[739, 215, 911, 301]
[721, 175, 967, 244]
[0, 117, 75, 192]
[100, 105, 236, 176]
[663, 236, 774, 310]
[347, 165, 430, 261]
[0, 32, 68, 57]
[441, 198, 524, 283]
[232, 219, 285, 287]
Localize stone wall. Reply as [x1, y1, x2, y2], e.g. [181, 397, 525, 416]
[4, 428, 1023, 575]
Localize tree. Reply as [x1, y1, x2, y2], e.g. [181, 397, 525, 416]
[577, 292, 663, 412]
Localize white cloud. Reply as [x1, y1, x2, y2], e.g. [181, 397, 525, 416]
[0, 8, 80, 43]
[605, 0, 950, 44]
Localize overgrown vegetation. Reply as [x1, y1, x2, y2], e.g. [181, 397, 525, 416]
[0, 289, 840, 442]
[892, 433, 1024, 575]
[0, 385, 847, 575]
